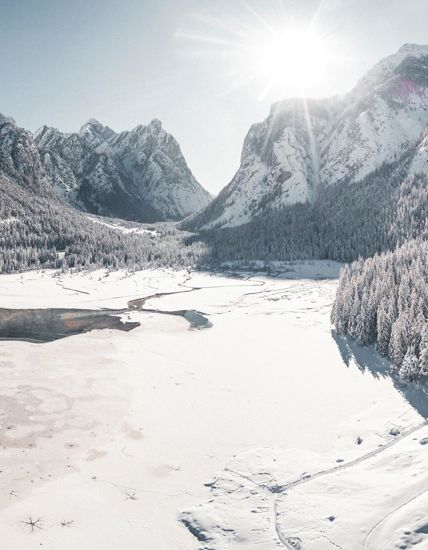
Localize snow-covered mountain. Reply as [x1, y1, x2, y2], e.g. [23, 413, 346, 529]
[0, 114, 211, 222]
[188, 43, 428, 229]
[0, 114, 51, 192]
[35, 118, 212, 222]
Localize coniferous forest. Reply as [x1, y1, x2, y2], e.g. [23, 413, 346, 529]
[186, 166, 428, 265]
[331, 239, 428, 381]
[0, 177, 207, 273]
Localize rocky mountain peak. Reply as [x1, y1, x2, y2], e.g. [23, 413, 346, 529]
[355, 43, 428, 93]
[30, 117, 212, 221]
[0, 113, 16, 127]
[148, 118, 162, 133]
[79, 119, 115, 144]
[186, 44, 428, 230]
[398, 42, 428, 56]
[0, 116, 51, 191]
[79, 118, 103, 133]
[0, 109, 211, 223]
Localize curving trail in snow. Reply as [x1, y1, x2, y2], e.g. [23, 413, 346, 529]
[272, 420, 428, 548]
[363, 488, 428, 550]
[217, 419, 428, 549]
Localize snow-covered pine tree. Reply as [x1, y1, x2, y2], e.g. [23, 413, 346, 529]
[400, 345, 420, 381]
[376, 302, 394, 356]
[419, 324, 428, 377]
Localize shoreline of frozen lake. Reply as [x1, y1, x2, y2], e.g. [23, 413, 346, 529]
[0, 264, 427, 549]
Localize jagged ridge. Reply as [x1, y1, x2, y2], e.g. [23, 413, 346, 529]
[35, 118, 212, 222]
[186, 43, 428, 229]
[0, 115, 211, 223]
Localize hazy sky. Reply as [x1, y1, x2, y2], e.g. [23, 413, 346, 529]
[0, 0, 427, 193]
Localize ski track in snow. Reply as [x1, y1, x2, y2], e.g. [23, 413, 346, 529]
[363, 487, 428, 550]
[219, 419, 428, 549]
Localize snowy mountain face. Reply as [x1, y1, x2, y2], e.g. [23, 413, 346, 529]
[189, 43, 428, 229]
[0, 114, 51, 192]
[35, 119, 212, 222]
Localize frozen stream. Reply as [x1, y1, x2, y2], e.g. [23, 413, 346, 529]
[0, 280, 211, 342]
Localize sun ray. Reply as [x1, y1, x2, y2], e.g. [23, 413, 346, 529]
[239, 0, 277, 35]
[301, 97, 320, 199]
[174, 31, 239, 48]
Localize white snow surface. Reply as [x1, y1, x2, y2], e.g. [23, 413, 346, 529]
[0, 266, 427, 549]
[87, 216, 158, 236]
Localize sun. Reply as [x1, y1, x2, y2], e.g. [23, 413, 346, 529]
[176, 7, 339, 102]
[249, 26, 331, 99]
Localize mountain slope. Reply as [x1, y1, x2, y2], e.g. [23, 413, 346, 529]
[0, 115, 211, 223]
[0, 114, 51, 192]
[186, 43, 428, 229]
[0, 175, 207, 274]
[187, 127, 428, 266]
[0, 114, 210, 272]
[35, 118, 212, 222]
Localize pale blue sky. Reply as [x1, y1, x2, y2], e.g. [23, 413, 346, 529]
[0, 0, 427, 193]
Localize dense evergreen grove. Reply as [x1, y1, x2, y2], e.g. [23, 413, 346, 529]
[331, 239, 428, 382]
[187, 165, 427, 265]
[0, 177, 207, 273]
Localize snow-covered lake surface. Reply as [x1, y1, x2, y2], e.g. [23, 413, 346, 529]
[0, 263, 427, 549]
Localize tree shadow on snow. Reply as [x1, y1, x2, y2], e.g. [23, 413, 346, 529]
[332, 331, 428, 419]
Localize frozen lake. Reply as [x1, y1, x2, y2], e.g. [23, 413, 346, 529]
[0, 265, 427, 549]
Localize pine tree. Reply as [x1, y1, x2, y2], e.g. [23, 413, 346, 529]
[400, 345, 419, 381]
[377, 302, 393, 356]
[419, 324, 428, 377]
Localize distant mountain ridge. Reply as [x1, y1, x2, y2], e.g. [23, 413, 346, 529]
[0, 115, 211, 222]
[186, 43, 428, 229]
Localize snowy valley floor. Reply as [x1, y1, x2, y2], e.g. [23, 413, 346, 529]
[0, 262, 427, 549]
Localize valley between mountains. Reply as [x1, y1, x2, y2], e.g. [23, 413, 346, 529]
[1, 40, 428, 550]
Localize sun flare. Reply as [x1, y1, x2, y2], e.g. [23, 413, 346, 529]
[252, 27, 330, 97]
[176, 8, 338, 102]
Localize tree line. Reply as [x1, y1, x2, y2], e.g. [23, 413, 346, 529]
[0, 177, 207, 273]
[188, 163, 427, 266]
[331, 239, 428, 381]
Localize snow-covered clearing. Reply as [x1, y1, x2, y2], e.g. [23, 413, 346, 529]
[0, 263, 427, 549]
[87, 215, 158, 236]
[0, 217, 17, 226]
